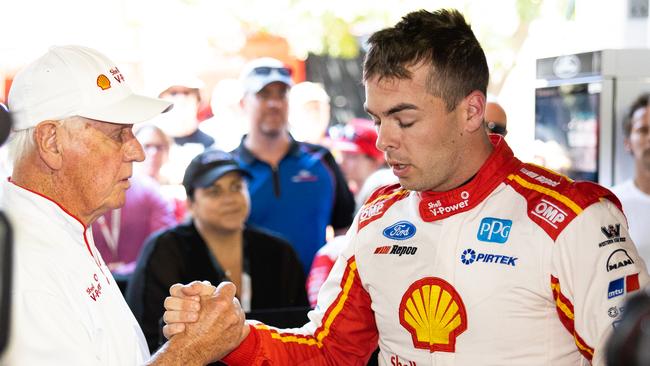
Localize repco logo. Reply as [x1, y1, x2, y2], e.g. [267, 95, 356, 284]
[374, 245, 418, 256]
[359, 201, 384, 222]
[531, 199, 566, 228]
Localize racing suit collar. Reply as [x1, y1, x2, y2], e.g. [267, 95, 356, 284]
[418, 135, 520, 222]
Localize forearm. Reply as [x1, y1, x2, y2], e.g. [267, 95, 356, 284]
[145, 335, 211, 366]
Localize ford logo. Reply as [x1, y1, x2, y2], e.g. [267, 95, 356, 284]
[382, 221, 416, 240]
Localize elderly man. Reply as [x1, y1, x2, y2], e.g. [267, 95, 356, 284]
[164, 9, 648, 366]
[2, 45, 246, 365]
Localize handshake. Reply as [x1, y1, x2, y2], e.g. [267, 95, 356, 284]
[160, 281, 250, 364]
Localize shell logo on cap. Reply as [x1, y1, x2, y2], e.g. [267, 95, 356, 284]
[399, 277, 467, 353]
[97, 74, 111, 90]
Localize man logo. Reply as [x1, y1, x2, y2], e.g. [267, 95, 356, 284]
[601, 224, 621, 239]
[477, 217, 512, 244]
[606, 249, 634, 272]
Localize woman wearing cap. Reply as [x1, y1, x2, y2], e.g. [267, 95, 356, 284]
[126, 148, 308, 353]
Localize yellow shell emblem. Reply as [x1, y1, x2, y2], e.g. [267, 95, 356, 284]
[96, 74, 111, 90]
[399, 277, 467, 353]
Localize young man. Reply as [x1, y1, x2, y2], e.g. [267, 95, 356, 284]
[231, 57, 355, 273]
[164, 9, 648, 365]
[2, 45, 246, 365]
[612, 93, 650, 270]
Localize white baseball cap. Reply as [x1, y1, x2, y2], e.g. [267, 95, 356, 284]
[239, 57, 293, 94]
[8, 45, 172, 131]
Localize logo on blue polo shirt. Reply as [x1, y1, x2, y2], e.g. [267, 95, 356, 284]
[382, 221, 416, 240]
[477, 217, 512, 244]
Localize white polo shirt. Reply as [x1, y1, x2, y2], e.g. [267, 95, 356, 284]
[1, 180, 149, 365]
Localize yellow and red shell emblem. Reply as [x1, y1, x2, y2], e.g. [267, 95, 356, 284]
[96, 74, 111, 90]
[399, 277, 467, 353]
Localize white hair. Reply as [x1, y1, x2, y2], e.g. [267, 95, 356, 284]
[7, 128, 35, 166]
[8, 117, 74, 165]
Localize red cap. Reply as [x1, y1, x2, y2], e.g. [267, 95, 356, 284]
[333, 118, 384, 162]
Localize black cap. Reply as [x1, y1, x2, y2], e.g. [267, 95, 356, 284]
[182, 149, 250, 197]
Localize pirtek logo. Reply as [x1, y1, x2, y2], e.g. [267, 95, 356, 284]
[374, 245, 418, 256]
[531, 199, 566, 228]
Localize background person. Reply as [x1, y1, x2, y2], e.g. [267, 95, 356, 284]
[90, 172, 177, 283]
[612, 93, 650, 270]
[484, 100, 508, 136]
[126, 148, 308, 352]
[164, 9, 648, 366]
[231, 57, 355, 274]
[3, 44, 246, 365]
[289, 81, 332, 145]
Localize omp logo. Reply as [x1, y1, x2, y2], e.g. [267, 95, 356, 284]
[477, 217, 512, 244]
[607, 273, 640, 299]
[374, 245, 417, 256]
[359, 201, 384, 222]
[383, 221, 416, 240]
[460, 248, 517, 266]
[606, 249, 634, 272]
[599, 224, 627, 247]
[531, 199, 566, 228]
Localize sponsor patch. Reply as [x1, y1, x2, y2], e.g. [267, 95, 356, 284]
[608, 273, 640, 299]
[426, 191, 470, 217]
[399, 277, 467, 353]
[390, 355, 416, 366]
[599, 224, 627, 247]
[291, 169, 318, 183]
[531, 199, 566, 228]
[460, 248, 517, 267]
[374, 245, 417, 256]
[606, 249, 634, 272]
[383, 221, 416, 240]
[477, 217, 512, 244]
[608, 307, 618, 318]
[86, 273, 103, 301]
[519, 167, 560, 187]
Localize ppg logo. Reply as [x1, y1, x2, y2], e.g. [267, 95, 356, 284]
[477, 217, 512, 244]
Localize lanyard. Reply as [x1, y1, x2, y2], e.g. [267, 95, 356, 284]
[96, 209, 121, 258]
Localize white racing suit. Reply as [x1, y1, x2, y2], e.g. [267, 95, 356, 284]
[224, 137, 649, 366]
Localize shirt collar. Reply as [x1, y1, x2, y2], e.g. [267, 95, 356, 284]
[235, 133, 302, 165]
[417, 135, 520, 222]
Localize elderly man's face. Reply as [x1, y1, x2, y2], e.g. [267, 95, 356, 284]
[63, 118, 145, 220]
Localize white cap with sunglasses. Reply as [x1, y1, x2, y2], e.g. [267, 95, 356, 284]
[239, 57, 294, 94]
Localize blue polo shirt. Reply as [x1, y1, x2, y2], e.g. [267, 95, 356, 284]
[231, 136, 355, 273]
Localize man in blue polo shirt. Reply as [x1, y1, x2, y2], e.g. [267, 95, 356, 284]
[231, 57, 355, 274]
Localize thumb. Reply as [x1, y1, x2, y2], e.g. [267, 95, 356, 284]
[215, 281, 237, 299]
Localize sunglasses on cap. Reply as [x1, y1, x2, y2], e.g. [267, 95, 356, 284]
[251, 66, 292, 77]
